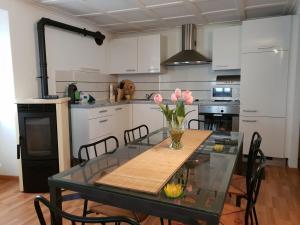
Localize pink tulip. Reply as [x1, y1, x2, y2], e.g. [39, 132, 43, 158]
[182, 90, 192, 100]
[185, 95, 194, 105]
[171, 93, 178, 103]
[154, 94, 163, 104]
[174, 88, 181, 98]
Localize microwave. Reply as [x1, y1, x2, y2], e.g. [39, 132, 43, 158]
[211, 85, 240, 101]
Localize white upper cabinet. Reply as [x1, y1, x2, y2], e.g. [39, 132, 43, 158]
[242, 16, 291, 53]
[138, 34, 161, 73]
[212, 26, 241, 70]
[109, 37, 138, 74]
[240, 51, 289, 117]
[109, 34, 162, 74]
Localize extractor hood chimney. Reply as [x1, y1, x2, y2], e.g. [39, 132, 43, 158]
[161, 24, 211, 66]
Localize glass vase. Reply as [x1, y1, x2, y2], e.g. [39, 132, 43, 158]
[168, 123, 184, 150]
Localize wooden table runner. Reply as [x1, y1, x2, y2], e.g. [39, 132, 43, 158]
[95, 130, 212, 194]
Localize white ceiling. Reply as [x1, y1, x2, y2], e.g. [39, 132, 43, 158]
[32, 0, 297, 33]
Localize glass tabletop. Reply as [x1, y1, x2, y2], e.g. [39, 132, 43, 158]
[52, 128, 243, 218]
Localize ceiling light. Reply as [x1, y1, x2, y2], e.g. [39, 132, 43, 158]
[146, 1, 184, 9]
[108, 8, 140, 14]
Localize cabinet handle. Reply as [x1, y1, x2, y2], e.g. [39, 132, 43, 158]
[126, 69, 136, 72]
[115, 107, 123, 111]
[214, 65, 229, 68]
[99, 119, 108, 123]
[148, 68, 159, 71]
[243, 109, 257, 113]
[150, 107, 160, 110]
[99, 110, 108, 113]
[242, 120, 257, 123]
[257, 46, 275, 50]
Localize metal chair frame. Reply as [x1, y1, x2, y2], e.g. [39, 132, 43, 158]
[187, 119, 206, 130]
[78, 136, 119, 163]
[34, 195, 139, 225]
[124, 125, 149, 145]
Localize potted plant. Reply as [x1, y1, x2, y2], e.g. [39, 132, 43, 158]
[154, 89, 194, 150]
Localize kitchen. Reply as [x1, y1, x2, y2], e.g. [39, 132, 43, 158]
[0, 0, 300, 225]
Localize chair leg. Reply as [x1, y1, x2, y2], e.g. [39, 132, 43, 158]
[236, 196, 242, 207]
[168, 219, 172, 225]
[82, 199, 88, 225]
[250, 210, 254, 225]
[253, 207, 259, 225]
[160, 217, 164, 225]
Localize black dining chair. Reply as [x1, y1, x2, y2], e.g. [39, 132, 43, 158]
[78, 136, 119, 163]
[187, 119, 206, 130]
[220, 148, 266, 225]
[229, 132, 262, 206]
[61, 136, 120, 225]
[76, 135, 148, 224]
[124, 124, 149, 145]
[34, 195, 140, 225]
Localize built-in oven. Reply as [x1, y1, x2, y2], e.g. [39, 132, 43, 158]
[199, 104, 240, 132]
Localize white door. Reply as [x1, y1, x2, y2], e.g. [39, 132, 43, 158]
[138, 34, 161, 73]
[240, 51, 289, 117]
[212, 26, 241, 70]
[239, 116, 286, 158]
[242, 16, 291, 53]
[132, 104, 164, 133]
[109, 37, 138, 74]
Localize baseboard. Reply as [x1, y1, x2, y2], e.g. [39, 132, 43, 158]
[0, 175, 19, 180]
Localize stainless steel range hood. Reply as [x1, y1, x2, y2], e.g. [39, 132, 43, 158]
[162, 24, 211, 66]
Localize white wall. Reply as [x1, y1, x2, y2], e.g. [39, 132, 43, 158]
[0, 9, 17, 176]
[115, 24, 240, 100]
[0, 0, 110, 175]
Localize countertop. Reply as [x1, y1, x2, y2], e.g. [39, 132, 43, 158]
[70, 99, 240, 109]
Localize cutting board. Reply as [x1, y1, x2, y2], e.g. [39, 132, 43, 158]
[95, 130, 212, 194]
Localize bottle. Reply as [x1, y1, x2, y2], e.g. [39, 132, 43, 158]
[109, 83, 115, 102]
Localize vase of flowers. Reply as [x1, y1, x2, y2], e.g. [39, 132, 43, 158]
[154, 89, 194, 150]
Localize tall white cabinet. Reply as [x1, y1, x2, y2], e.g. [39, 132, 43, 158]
[240, 16, 291, 158]
[212, 26, 241, 70]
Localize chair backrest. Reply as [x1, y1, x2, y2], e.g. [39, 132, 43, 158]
[245, 132, 262, 191]
[124, 124, 149, 145]
[244, 148, 266, 225]
[187, 119, 206, 130]
[34, 195, 139, 225]
[78, 136, 119, 163]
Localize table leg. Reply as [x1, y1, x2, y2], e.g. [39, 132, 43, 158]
[49, 184, 62, 225]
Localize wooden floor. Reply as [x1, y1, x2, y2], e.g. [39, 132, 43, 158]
[0, 166, 299, 225]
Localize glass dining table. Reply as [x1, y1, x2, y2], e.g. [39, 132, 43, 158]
[48, 128, 243, 225]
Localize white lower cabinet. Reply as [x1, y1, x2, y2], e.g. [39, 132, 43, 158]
[112, 105, 130, 146]
[71, 105, 131, 159]
[239, 116, 286, 158]
[132, 104, 164, 132]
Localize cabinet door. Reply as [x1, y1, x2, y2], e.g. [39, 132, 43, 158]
[212, 26, 241, 70]
[240, 51, 288, 117]
[132, 104, 163, 132]
[109, 37, 138, 74]
[239, 116, 286, 158]
[242, 16, 291, 53]
[138, 34, 161, 73]
[112, 105, 130, 146]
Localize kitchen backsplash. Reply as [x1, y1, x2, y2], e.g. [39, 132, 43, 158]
[55, 66, 240, 101]
[118, 65, 240, 100]
[55, 70, 117, 100]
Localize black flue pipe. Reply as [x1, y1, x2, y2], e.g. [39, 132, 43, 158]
[37, 17, 105, 99]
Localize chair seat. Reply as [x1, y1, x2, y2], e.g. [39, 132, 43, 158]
[232, 174, 245, 181]
[220, 203, 245, 225]
[228, 176, 247, 196]
[89, 202, 148, 223]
